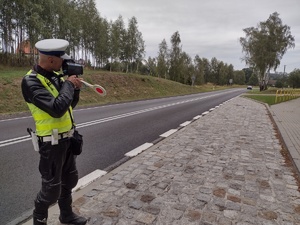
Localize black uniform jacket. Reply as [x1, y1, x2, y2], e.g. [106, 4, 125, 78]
[21, 65, 80, 118]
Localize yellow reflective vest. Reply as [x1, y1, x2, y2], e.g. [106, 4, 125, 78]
[25, 70, 74, 136]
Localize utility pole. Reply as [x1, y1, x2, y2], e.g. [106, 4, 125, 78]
[284, 65, 286, 75]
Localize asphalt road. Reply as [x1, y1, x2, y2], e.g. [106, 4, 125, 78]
[0, 88, 246, 224]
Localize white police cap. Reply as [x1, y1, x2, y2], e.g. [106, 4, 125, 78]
[35, 39, 71, 59]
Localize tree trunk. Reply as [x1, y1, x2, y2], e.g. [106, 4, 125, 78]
[110, 58, 112, 72]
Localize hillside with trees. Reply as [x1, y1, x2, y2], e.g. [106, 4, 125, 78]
[0, 0, 247, 86]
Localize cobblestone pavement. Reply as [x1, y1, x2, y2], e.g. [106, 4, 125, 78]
[43, 97, 300, 224]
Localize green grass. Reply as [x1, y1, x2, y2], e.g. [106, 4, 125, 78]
[244, 95, 277, 105]
[6, 66, 297, 115]
[0, 67, 237, 116]
[243, 86, 300, 105]
[244, 94, 299, 105]
[0, 66, 28, 78]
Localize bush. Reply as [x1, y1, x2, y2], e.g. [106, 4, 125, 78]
[275, 80, 283, 88]
[0, 53, 36, 67]
[288, 69, 300, 88]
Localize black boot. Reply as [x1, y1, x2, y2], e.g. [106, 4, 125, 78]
[33, 217, 47, 225]
[59, 212, 87, 225]
[58, 196, 87, 225]
[33, 199, 48, 225]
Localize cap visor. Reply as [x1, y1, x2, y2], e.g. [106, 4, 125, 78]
[60, 53, 71, 59]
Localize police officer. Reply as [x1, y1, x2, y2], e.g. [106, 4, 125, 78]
[21, 39, 87, 225]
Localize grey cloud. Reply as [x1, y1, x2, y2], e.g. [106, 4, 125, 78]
[96, 0, 300, 72]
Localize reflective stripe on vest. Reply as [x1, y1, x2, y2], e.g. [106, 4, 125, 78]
[25, 70, 73, 136]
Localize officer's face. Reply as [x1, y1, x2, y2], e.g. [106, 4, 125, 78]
[49, 56, 63, 72]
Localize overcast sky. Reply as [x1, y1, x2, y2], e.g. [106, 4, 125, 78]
[95, 0, 300, 73]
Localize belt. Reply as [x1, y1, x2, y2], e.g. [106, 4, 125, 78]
[38, 129, 74, 142]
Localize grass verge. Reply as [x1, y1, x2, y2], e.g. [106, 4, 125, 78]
[243, 87, 299, 105]
[243, 95, 277, 105]
[0, 67, 236, 116]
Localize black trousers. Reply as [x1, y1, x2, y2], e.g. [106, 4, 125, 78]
[34, 138, 78, 219]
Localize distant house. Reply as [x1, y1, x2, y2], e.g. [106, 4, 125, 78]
[16, 40, 38, 56]
[268, 79, 276, 87]
[269, 72, 285, 80]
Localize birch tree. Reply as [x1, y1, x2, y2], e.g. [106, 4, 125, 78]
[240, 12, 295, 90]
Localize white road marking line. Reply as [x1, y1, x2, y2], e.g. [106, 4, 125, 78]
[72, 169, 107, 192]
[0, 137, 31, 147]
[209, 107, 215, 112]
[160, 129, 178, 138]
[193, 115, 202, 120]
[1, 91, 241, 147]
[0, 116, 32, 122]
[180, 121, 191, 127]
[125, 143, 154, 157]
[202, 111, 209, 116]
[0, 135, 30, 144]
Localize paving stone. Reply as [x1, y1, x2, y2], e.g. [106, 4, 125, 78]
[224, 209, 239, 220]
[135, 212, 156, 224]
[128, 200, 143, 210]
[143, 205, 161, 215]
